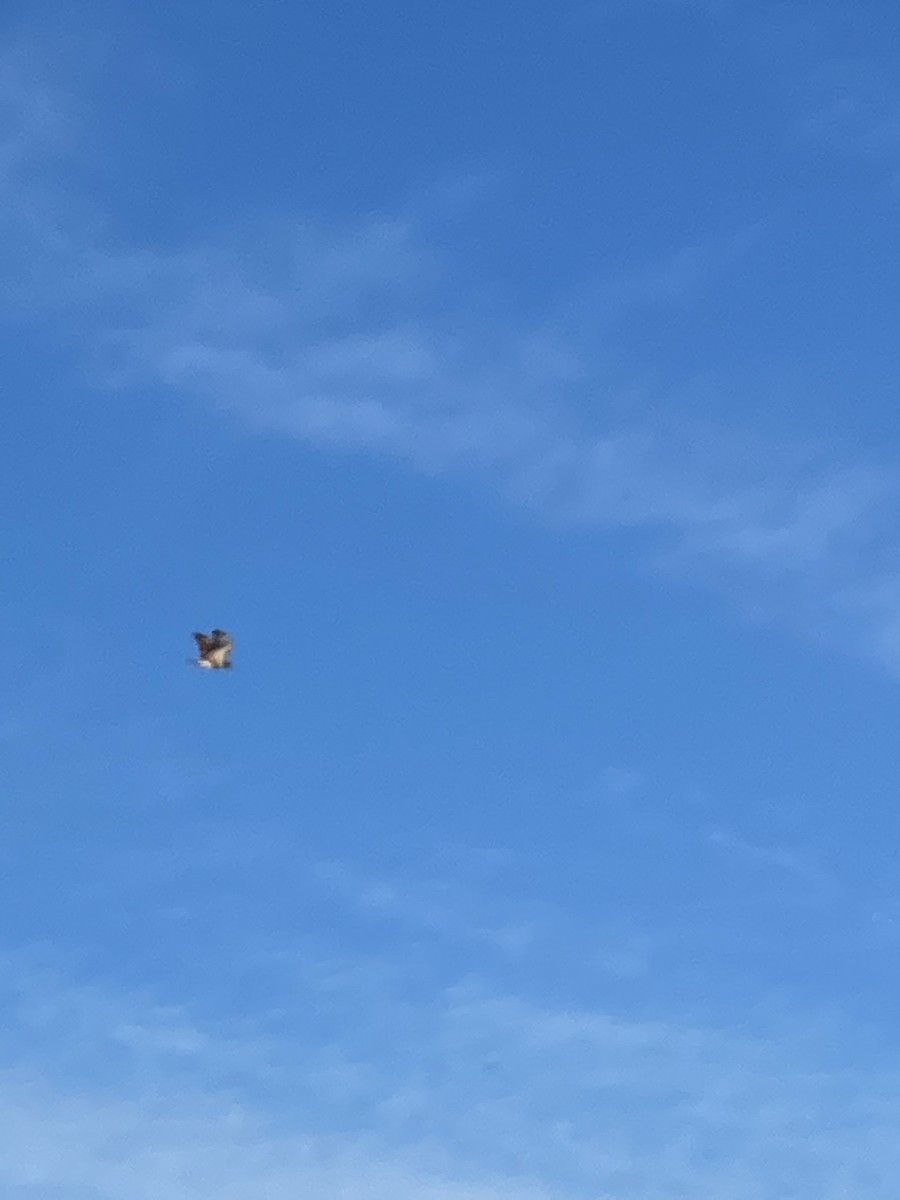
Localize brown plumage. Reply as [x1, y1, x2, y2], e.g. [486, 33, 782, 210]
[191, 629, 234, 669]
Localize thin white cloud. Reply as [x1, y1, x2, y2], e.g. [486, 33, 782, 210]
[598, 766, 645, 801]
[95, 228, 891, 593]
[1, 950, 899, 1199]
[314, 858, 540, 957]
[794, 57, 900, 161]
[706, 827, 835, 897]
[4, 32, 900, 676]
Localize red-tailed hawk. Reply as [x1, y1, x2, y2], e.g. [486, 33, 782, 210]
[191, 629, 234, 669]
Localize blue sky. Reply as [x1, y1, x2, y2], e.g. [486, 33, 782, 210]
[4, 0, 900, 1195]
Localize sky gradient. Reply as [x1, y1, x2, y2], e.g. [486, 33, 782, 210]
[4, 2, 900, 1197]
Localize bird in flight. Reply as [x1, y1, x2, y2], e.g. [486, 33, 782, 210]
[191, 629, 234, 669]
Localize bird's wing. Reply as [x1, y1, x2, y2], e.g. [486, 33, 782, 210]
[193, 632, 213, 654]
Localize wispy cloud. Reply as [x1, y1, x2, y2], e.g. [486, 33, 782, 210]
[89, 221, 895, 629]
[794, 57, 900, 162]
[1, 947, 899, 1199]
[314, 858, 539, 957]
[5, 32, 900, 676]
[598, 766, 645, 801]
[706, 826, 836, 897]
[0, 51, 67, 177]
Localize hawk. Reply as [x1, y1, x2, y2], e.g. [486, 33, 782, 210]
[191, 629, 234, 669]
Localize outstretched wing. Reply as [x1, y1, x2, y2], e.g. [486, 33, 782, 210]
[191, 629, 233, 668]
[197, 629, 233, 667]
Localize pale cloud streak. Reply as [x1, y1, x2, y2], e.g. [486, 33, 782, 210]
[794, 57, 900, 163]
[314, 857, 540, 957]
[96, 227, 895, 624]
[1, 947, 899, 1199]
[4, 34, 900, 675]
[706, 827, 836, 899]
